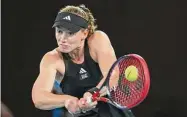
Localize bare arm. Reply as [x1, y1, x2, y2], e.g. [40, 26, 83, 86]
[32, 52, 77, 110]
[79, 31, 117, 110]
[92, 31, 117, 88]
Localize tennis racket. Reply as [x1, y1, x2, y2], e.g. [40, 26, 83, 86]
[87, 54, 150, 116]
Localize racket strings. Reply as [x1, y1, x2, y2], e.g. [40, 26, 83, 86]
[109, 56, 146, 108]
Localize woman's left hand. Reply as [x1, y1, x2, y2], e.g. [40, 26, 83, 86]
[78, 92, 98, 112]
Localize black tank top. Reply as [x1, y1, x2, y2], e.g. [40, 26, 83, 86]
[56, 42, 127, 117]
[60, 42, 102, 98]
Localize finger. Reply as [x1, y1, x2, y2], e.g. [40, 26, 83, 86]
[86, 96, 93, 104]
[80, 98, 87, 105]
[78, 98, 86, 106]
[88, 101, 97, 107]
[69, 104, 81, 114]
[74, 106, 81, 114]
[79, 97, 97, 110]
[67, 101, 79, 112]
[83, 92, 92, 98]
[78, 99, 87, 109]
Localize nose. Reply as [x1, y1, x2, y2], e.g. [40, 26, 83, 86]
[58, 33, 69, 43]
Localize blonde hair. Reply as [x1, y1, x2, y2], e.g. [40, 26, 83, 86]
[59, 5, 97, 37]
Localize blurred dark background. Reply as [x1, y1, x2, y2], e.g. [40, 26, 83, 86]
[2, 0, 187, 117]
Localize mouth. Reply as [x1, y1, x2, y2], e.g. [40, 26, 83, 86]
[59, 44, 69, 49]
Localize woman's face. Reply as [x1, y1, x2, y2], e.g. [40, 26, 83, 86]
[55, 27, 87, 53]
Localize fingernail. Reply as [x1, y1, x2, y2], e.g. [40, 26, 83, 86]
[82, 101, 85, 105]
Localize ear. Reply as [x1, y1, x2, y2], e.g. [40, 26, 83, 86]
[81, 29, 89, 39]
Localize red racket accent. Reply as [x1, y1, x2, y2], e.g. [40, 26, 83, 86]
[108, 54, 150, 109]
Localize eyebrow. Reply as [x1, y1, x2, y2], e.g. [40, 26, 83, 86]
[56, 27, 71, 32]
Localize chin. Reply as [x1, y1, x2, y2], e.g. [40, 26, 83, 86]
[60, 49, 71, 53]
[58, 48, 71, 53]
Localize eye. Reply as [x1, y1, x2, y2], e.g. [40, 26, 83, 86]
[69, 32, 75, 36]
[57, 30, 63, 34]
[56, 28, 63, 34]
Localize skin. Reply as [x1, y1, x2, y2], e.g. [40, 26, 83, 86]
[32, 26, 117, 113]
[1, 102, 14, 117]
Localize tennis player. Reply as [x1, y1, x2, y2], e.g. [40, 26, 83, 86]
[32, 4, 126, 117]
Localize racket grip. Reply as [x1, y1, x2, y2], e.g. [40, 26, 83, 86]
[86, 92, 100, 103]
[87, 87, 99, 94]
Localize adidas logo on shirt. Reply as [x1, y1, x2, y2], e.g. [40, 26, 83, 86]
[79, 68, 89, 80]
[79, 68, 87, 74]
[63, 15, 71, 21]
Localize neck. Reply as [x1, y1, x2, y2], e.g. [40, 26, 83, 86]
[69, 42, 85, 63]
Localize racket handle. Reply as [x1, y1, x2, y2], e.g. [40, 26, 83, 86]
[99, 86, 108, 97]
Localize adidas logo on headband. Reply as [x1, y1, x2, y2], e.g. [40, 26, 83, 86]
[53, 12, 89, 33]
[63, 15, 71, 21]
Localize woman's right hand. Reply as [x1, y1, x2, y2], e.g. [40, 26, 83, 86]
[64, 96, 81, 114]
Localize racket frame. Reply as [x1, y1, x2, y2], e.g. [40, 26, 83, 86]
[92, 54, 150, 109]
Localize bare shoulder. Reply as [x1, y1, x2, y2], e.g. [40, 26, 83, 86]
[40, 49, 62, 68]
[88, 30, 112, 51]
[88, 30, 111, 44]
[87, 30, 116, 63]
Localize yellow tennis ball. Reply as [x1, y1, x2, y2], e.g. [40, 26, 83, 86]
[125, 65, 138, 81]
